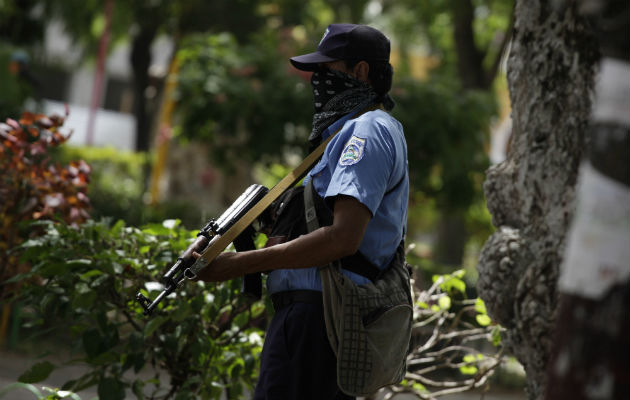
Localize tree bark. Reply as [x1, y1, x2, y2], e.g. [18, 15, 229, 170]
[476, 1, 598, 399]
[544, 1, 630, 398]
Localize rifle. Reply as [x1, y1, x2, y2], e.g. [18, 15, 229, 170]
[135, 107, 372, 317]
[136, 184, 269, 315]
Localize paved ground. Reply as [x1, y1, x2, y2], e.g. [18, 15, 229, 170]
[0, 349, 98, 400]
[0, 349, 526, 400]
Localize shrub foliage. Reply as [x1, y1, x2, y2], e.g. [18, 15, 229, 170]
[9, 219, 265, 400]
[0, 111, 90, 298]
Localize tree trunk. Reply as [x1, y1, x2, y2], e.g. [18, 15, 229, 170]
[476, 1, 598, 399]
[544, 1, 630, 399]
[131, 24, 158, 153]
[452, 0, 488, 90]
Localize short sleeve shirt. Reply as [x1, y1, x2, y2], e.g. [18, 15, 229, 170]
[267, 108, 409, 294]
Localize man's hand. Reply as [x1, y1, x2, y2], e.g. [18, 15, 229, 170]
[193, 251, 243, 282]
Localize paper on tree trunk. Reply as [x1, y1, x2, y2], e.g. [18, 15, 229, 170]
[559, 162, 630, 299]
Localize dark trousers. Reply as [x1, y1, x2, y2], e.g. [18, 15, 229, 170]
[253, 296, 355, 400]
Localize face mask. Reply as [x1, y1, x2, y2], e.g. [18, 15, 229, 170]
[310, 68, 363, 113]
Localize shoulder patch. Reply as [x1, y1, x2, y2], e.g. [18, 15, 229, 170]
[339, 136, 366, 166]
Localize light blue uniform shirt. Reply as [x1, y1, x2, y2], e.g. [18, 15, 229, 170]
[267, 108, 409, 294]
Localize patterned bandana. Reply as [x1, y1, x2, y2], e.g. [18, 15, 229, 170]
[308, 69, 378, 148]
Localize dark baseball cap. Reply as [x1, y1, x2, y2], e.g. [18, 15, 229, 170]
[290, 24, 390, 71]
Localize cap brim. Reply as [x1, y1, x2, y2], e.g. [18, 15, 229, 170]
[290, 52, 338, 71]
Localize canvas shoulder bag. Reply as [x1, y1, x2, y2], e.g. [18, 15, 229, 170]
[303, 180, 413, 397]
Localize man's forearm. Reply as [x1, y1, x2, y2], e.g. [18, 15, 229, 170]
[196, 225, 352, 282]
[196, 195, 371, 282]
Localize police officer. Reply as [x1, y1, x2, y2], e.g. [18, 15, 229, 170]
[197, 24, 409, 400]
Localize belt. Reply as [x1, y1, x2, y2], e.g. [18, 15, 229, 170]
[270, 290, 322, 311]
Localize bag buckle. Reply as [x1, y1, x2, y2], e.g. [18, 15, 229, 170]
[305, 206, 317, 224]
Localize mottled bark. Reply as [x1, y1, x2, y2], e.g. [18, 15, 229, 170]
[476, 1, 598, 399]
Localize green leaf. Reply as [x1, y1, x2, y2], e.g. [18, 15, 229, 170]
[162, 219, 180, 229]
[71, 291, 97, 309]
[476, 314, 492, 327]
[75, 282, 91, 294]
[417, 301, 429, 309]
[233, 312, 249, 328]
[433, 270, 467, 295]
[459, 365, 478, 375]
[39, 262, 68, 277]
[20, 239, 45, 248]
[79, 269, 104, 280]
[444, 277, 466, 294]
[67, 259, 92, 267]
[62, 372, 98, 393]
[463, 354, 476, 363]
[82, 329, 103, 358]
[132, 379, 145, 400]
[412, 382, 426, 392]
[144, 316, 167, 337]
[18, 361, 55, 383]
[491, 325, 502, 346]
[97, 377, 125, 400]
[438, 296, 451, 310]
[40, 293, 56, 313]
[1, 272, 33, 284]
[475, 297, 487, 314]
[448, 269, 465, 279]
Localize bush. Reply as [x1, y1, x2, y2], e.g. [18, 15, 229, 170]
[6, 219, 506, 400]
[54, 146, 202, 229]
[0, 111, 90, 299]
[7, 218, 265, 400]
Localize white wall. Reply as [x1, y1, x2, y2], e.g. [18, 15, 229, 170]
[41, 20, 174, 150]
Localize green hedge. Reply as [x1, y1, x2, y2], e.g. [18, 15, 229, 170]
[54, 146, 202, 229]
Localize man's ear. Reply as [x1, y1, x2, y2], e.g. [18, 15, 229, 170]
[352, 61, 370, 83]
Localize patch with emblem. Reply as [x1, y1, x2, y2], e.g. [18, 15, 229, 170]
[339, 136, 366, 166]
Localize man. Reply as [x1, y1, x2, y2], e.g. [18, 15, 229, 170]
[197, 24, 409, 400]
